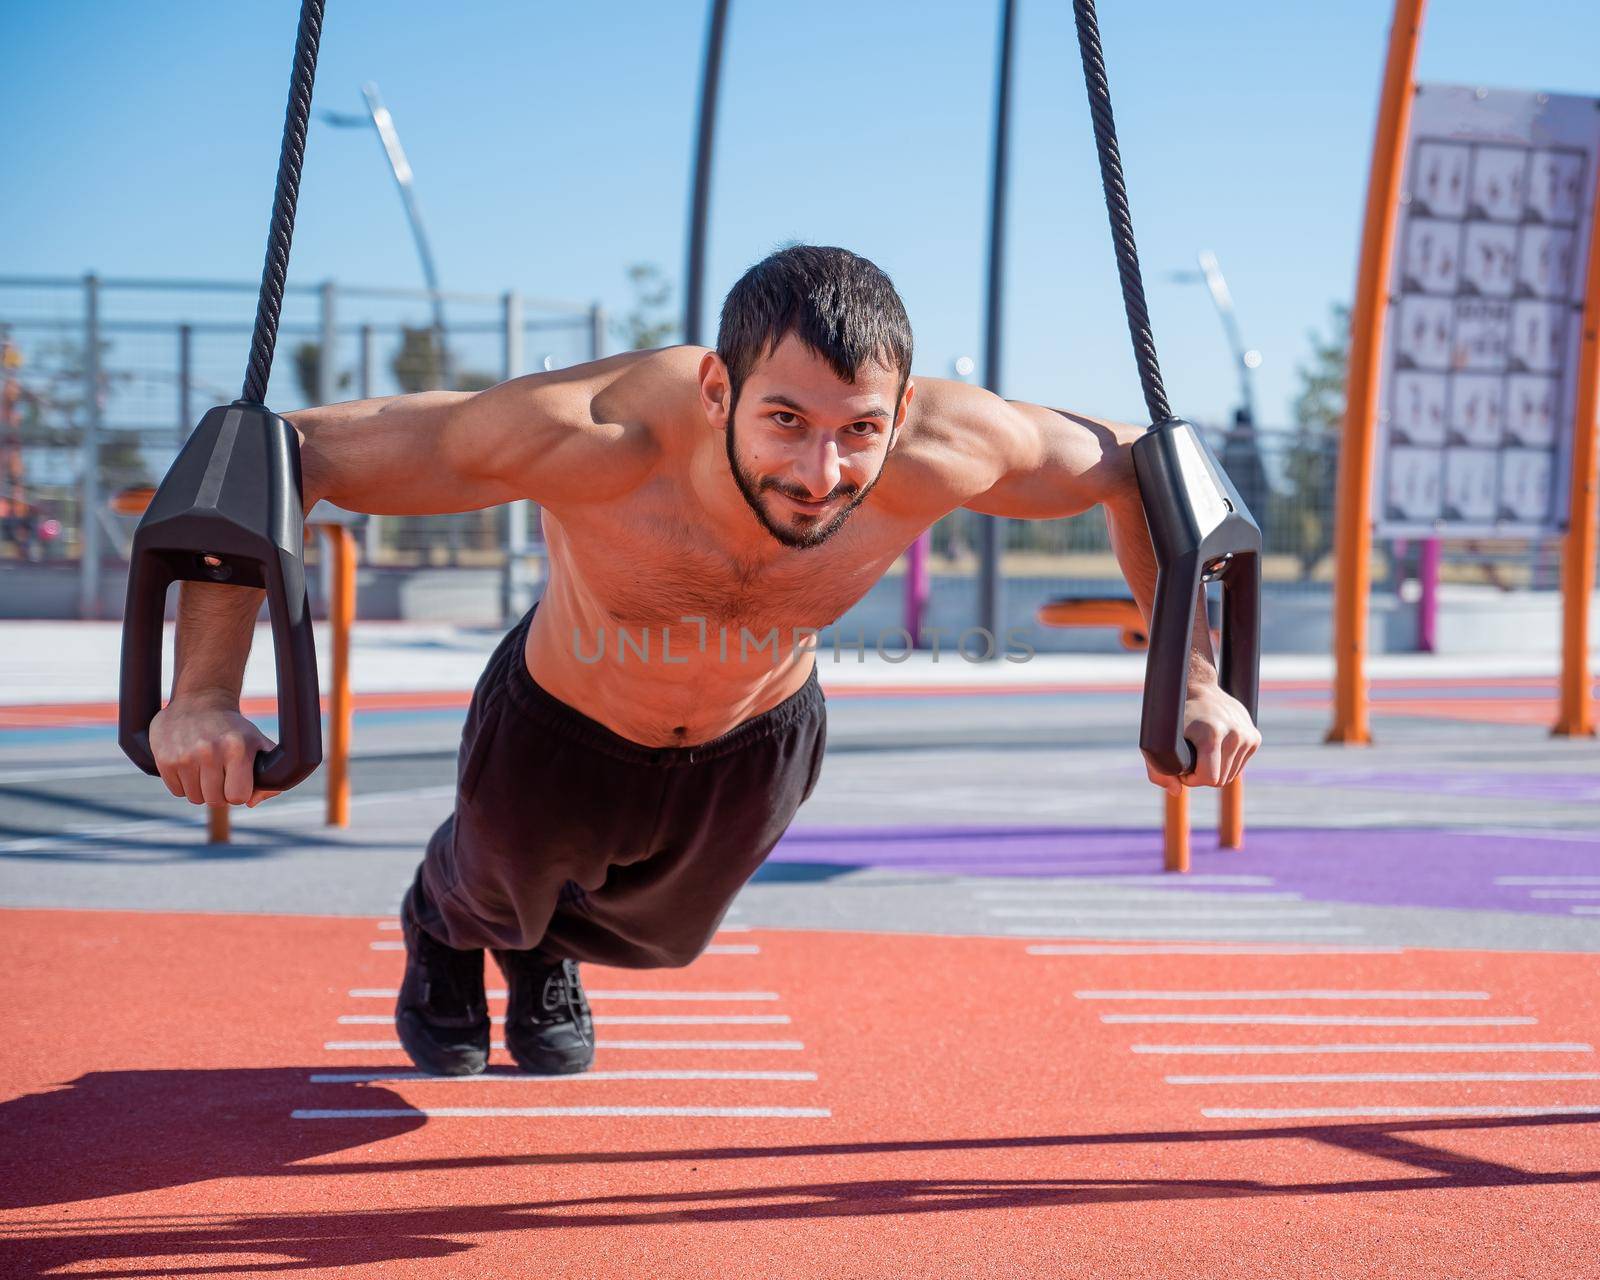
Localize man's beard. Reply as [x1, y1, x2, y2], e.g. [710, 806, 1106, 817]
[723, 406, 887, 550]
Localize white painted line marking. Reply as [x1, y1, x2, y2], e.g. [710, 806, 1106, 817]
[324, 1039, 805, 1052]
[703, 944, 760, 955]
[1167, 1072, 1600, 1084]
[293, 1106, 831, 1120]
[336, 1014, 791, 1026]
[977, 875, 1276, 892]
[377, 921, 401, 930]
[1009, 926, 1367, 939]
[308, 1069, 819, 1083]
[985, 892, 1308, 904]
[1030, 945, 1405, 956]
[1529, 889, 1600, 899]
[370, 941, 404, 951]
[1104, 1014, 1535, 1026]
[716, 924, 754, 933]
[0, 763, 144, 785]
[1496, 875, 1600, 886]
[1075, 990, 1490, 1002]
[1203, 1105, 1600, 1119]
[991, 907, 1334, 921]
[1571, 907, 1600, 916]
[346, 988, 783, 1001]
[0, 785, 460, 855]
[1131, 1042, 1590, 1056]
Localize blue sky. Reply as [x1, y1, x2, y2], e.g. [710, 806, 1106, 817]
[4, 0, 1598, 426]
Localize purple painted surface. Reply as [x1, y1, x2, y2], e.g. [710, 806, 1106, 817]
[770, 823, 1600, 916]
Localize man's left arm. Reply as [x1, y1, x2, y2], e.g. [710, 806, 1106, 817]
[960, 394, 1261, 794]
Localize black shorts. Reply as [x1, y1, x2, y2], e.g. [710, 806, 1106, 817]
[413, 605, 827, 967]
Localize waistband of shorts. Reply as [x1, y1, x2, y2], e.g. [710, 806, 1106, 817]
[499, 603, 824, 766]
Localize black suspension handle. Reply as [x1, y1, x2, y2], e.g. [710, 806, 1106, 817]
[1132, 419, 1262, 778]
[1070, 0, 1263, 780]
[118, 0, 326, 796]
[118, 403, 323, 792]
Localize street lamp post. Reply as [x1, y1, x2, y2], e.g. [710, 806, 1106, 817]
[321, 82, 452, 389]
[684, 0, 731, 347]
[1170, 248, 1271, 534]
[1169, 249, 1260, 424]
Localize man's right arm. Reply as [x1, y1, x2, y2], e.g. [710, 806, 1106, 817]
[152, 365, 645, 808]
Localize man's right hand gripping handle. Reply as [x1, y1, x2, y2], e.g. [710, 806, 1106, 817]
[151, 576, 283, 809]
[150, 693, 282, 808]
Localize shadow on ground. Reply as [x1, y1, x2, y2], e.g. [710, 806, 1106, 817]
[3, 1072, 1596, 1278]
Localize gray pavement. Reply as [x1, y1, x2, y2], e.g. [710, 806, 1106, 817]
[2, 673, 1596, 954]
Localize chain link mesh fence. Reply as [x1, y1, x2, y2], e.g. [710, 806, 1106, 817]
[0, 275, 599, 575]
[0, 273, 1581, 625]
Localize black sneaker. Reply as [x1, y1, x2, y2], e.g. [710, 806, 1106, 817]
[394, 885, 490, 1076]
[493, 949, 595, 1074]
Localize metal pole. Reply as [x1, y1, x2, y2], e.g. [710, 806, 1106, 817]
[501, 290, 530, 621]
[358, 323, 374, 400]
[79, 273, 102, 620]
[1417, 536, 1441, 653]
[316, 281, 337, 614]
[1194, 250, 1258, 424]
[317, 280, 338, 406]
[977, 0, 1016, 652]
[589, 304, 607, 361]
[684, 0, 730, 346]
[1328, 0, 1428, 745]
[358, 83, 451, 388]
[359, 323, 381, 562]
[177, 323, 193, 448]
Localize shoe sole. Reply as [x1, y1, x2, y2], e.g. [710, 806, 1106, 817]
[504, 1040, 595, 1075]
[395, 1008, 490, 1077]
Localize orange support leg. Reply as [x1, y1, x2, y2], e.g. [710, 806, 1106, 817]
[206, 803, 229, 844]
[1219, 777, 1244, 849]
[323, 524, 357, 827]
[1163, 787, 1190, 873]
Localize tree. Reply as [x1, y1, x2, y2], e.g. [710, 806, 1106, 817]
[1274, 302, 1348, 573]
[292, 340, 351, 406]
[391, 326, 447, 394]
[613, 263, 679, 351]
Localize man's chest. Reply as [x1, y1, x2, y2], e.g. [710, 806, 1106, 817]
[549, 502, 906, 633]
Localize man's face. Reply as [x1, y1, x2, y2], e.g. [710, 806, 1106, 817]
[719, 334, 909, 551]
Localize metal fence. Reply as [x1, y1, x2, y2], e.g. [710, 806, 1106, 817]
[0, 272, 1573, 622]
[0, 274, 603, 611]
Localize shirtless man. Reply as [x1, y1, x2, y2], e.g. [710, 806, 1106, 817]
[149, 245, 1260, 1077]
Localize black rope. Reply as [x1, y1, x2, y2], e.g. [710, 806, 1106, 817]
[1071, 0, 1171, 427]
[241, 0, 326, 406]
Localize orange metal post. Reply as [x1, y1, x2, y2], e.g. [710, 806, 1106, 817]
[1219, 777, 1244, 849]
[1554, 162, 1600, 737]
[1163, 788, 1190, 873]
[207, 804, 229, 844]
[324, 524, 357, 826]
[1328, 0, 1428, 745]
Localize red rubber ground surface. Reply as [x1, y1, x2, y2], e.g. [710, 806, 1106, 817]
[3, 908, 1598, 1278]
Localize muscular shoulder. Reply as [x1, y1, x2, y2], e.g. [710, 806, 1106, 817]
[874, 377, 1031, 517]
[483, 346, 704, 507]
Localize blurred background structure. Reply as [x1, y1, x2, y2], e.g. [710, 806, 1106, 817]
[0, 0, 1594, 656]
[0, 270, 1577, 654]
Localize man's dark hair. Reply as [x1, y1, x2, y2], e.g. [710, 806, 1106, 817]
[716, 245, 914, 413]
